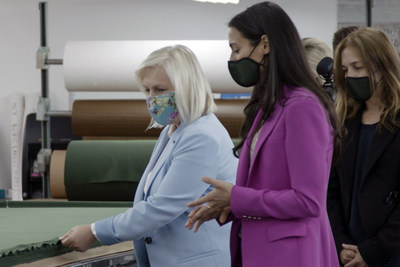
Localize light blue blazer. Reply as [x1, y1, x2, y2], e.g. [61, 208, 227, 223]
[95, 113, 237, 267]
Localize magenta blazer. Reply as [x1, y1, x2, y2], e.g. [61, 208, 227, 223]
[229, 86, 339, 267]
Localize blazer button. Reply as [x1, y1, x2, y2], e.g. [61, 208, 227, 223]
[145, 237, 152, 244]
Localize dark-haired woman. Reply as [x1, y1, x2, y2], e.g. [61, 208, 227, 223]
[186, 1, 340, 266]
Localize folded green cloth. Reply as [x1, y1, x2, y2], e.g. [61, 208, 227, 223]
[65, 140, 156, 201]
[0, 200, 132, 208]
[0, 238, 102, 267]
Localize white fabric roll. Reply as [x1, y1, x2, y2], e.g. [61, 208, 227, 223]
[10, 92, 24, 200]
[63, 40, 249, 93]
[10, 92, 40, 200]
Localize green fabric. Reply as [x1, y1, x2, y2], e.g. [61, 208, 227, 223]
[0, 205, 129, 266]
[66, 182, 139, 201]
[65, 140, 156, 201]
[0, 238, 102, 267]
[0, 200, 132, 208]
[232, 138, 241, 146]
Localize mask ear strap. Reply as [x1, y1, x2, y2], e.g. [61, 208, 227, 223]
[260, 54, 266, 65]
[249, 36, 268, 65]
[248, 42, 259, 57]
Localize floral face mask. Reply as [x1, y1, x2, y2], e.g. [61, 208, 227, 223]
[146, 91, 179, 125]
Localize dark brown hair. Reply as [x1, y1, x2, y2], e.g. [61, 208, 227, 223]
[229, 1, 340, 161]
[332, 26, 360, 52]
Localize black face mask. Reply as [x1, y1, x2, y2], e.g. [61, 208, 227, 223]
[345, 76, 372, 101]
[227, 44, 264, 87]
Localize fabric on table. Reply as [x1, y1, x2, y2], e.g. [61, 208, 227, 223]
[0, 200, 132, 208]
[0, 238, 102, 267]
[14, 241, 134, 267]
[0, 202, 131, 266]
[64, 140, 156, 201]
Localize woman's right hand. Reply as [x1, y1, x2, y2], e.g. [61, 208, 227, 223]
[341, 244, 369, 267]
[185, 177, 233, 232]
[186, 205, 231, 232]
[340, 245, 356, 264]
[59, 224, 96, 252]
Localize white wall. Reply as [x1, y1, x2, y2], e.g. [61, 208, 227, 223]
[0, 0, 337, 190]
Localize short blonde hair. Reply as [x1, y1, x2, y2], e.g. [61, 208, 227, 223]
[136, 45, 216, 128]
[302, 37, 333, 85]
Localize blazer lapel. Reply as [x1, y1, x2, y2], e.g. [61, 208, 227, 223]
[363, 125, 398, 178]
[144, 136, 171, 199]
[248, 102, 284, 182]
[236, 110, 262, 187]
[147, 133, 170, 174]
[134, 128, 171, 202]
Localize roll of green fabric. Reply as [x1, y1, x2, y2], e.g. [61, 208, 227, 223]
[64, 140, 156, 201]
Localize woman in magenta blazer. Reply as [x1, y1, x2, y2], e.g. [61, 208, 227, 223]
[186, 2, 340, 267]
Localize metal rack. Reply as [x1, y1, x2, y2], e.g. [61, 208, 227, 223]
[36, 2, 66, 198]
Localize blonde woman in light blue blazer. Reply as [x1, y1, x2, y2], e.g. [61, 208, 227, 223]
[60, 45, 237, 267]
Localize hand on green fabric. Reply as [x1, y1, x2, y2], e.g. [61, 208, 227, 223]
[59, 224, 96, 252]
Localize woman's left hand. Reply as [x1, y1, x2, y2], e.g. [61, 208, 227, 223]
[342, 244, 369, 267]
[185, 177, 233, 232]
[59, 224, 97, 252]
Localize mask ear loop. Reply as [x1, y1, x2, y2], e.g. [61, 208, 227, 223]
[260, 54, 266, 65]
[248, 39, 266, 66]
[247, 42, 260, 58]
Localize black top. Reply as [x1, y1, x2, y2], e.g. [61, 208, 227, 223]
[348, 122, 378, 243]
[328, 111, 400, 265]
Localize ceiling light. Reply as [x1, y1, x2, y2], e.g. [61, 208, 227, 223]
[194, 0, 239, 4]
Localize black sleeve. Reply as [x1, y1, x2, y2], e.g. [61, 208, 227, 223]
[327, 163, 354, 254]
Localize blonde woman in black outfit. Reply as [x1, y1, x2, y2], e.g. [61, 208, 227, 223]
[328, 28, 400, 267]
